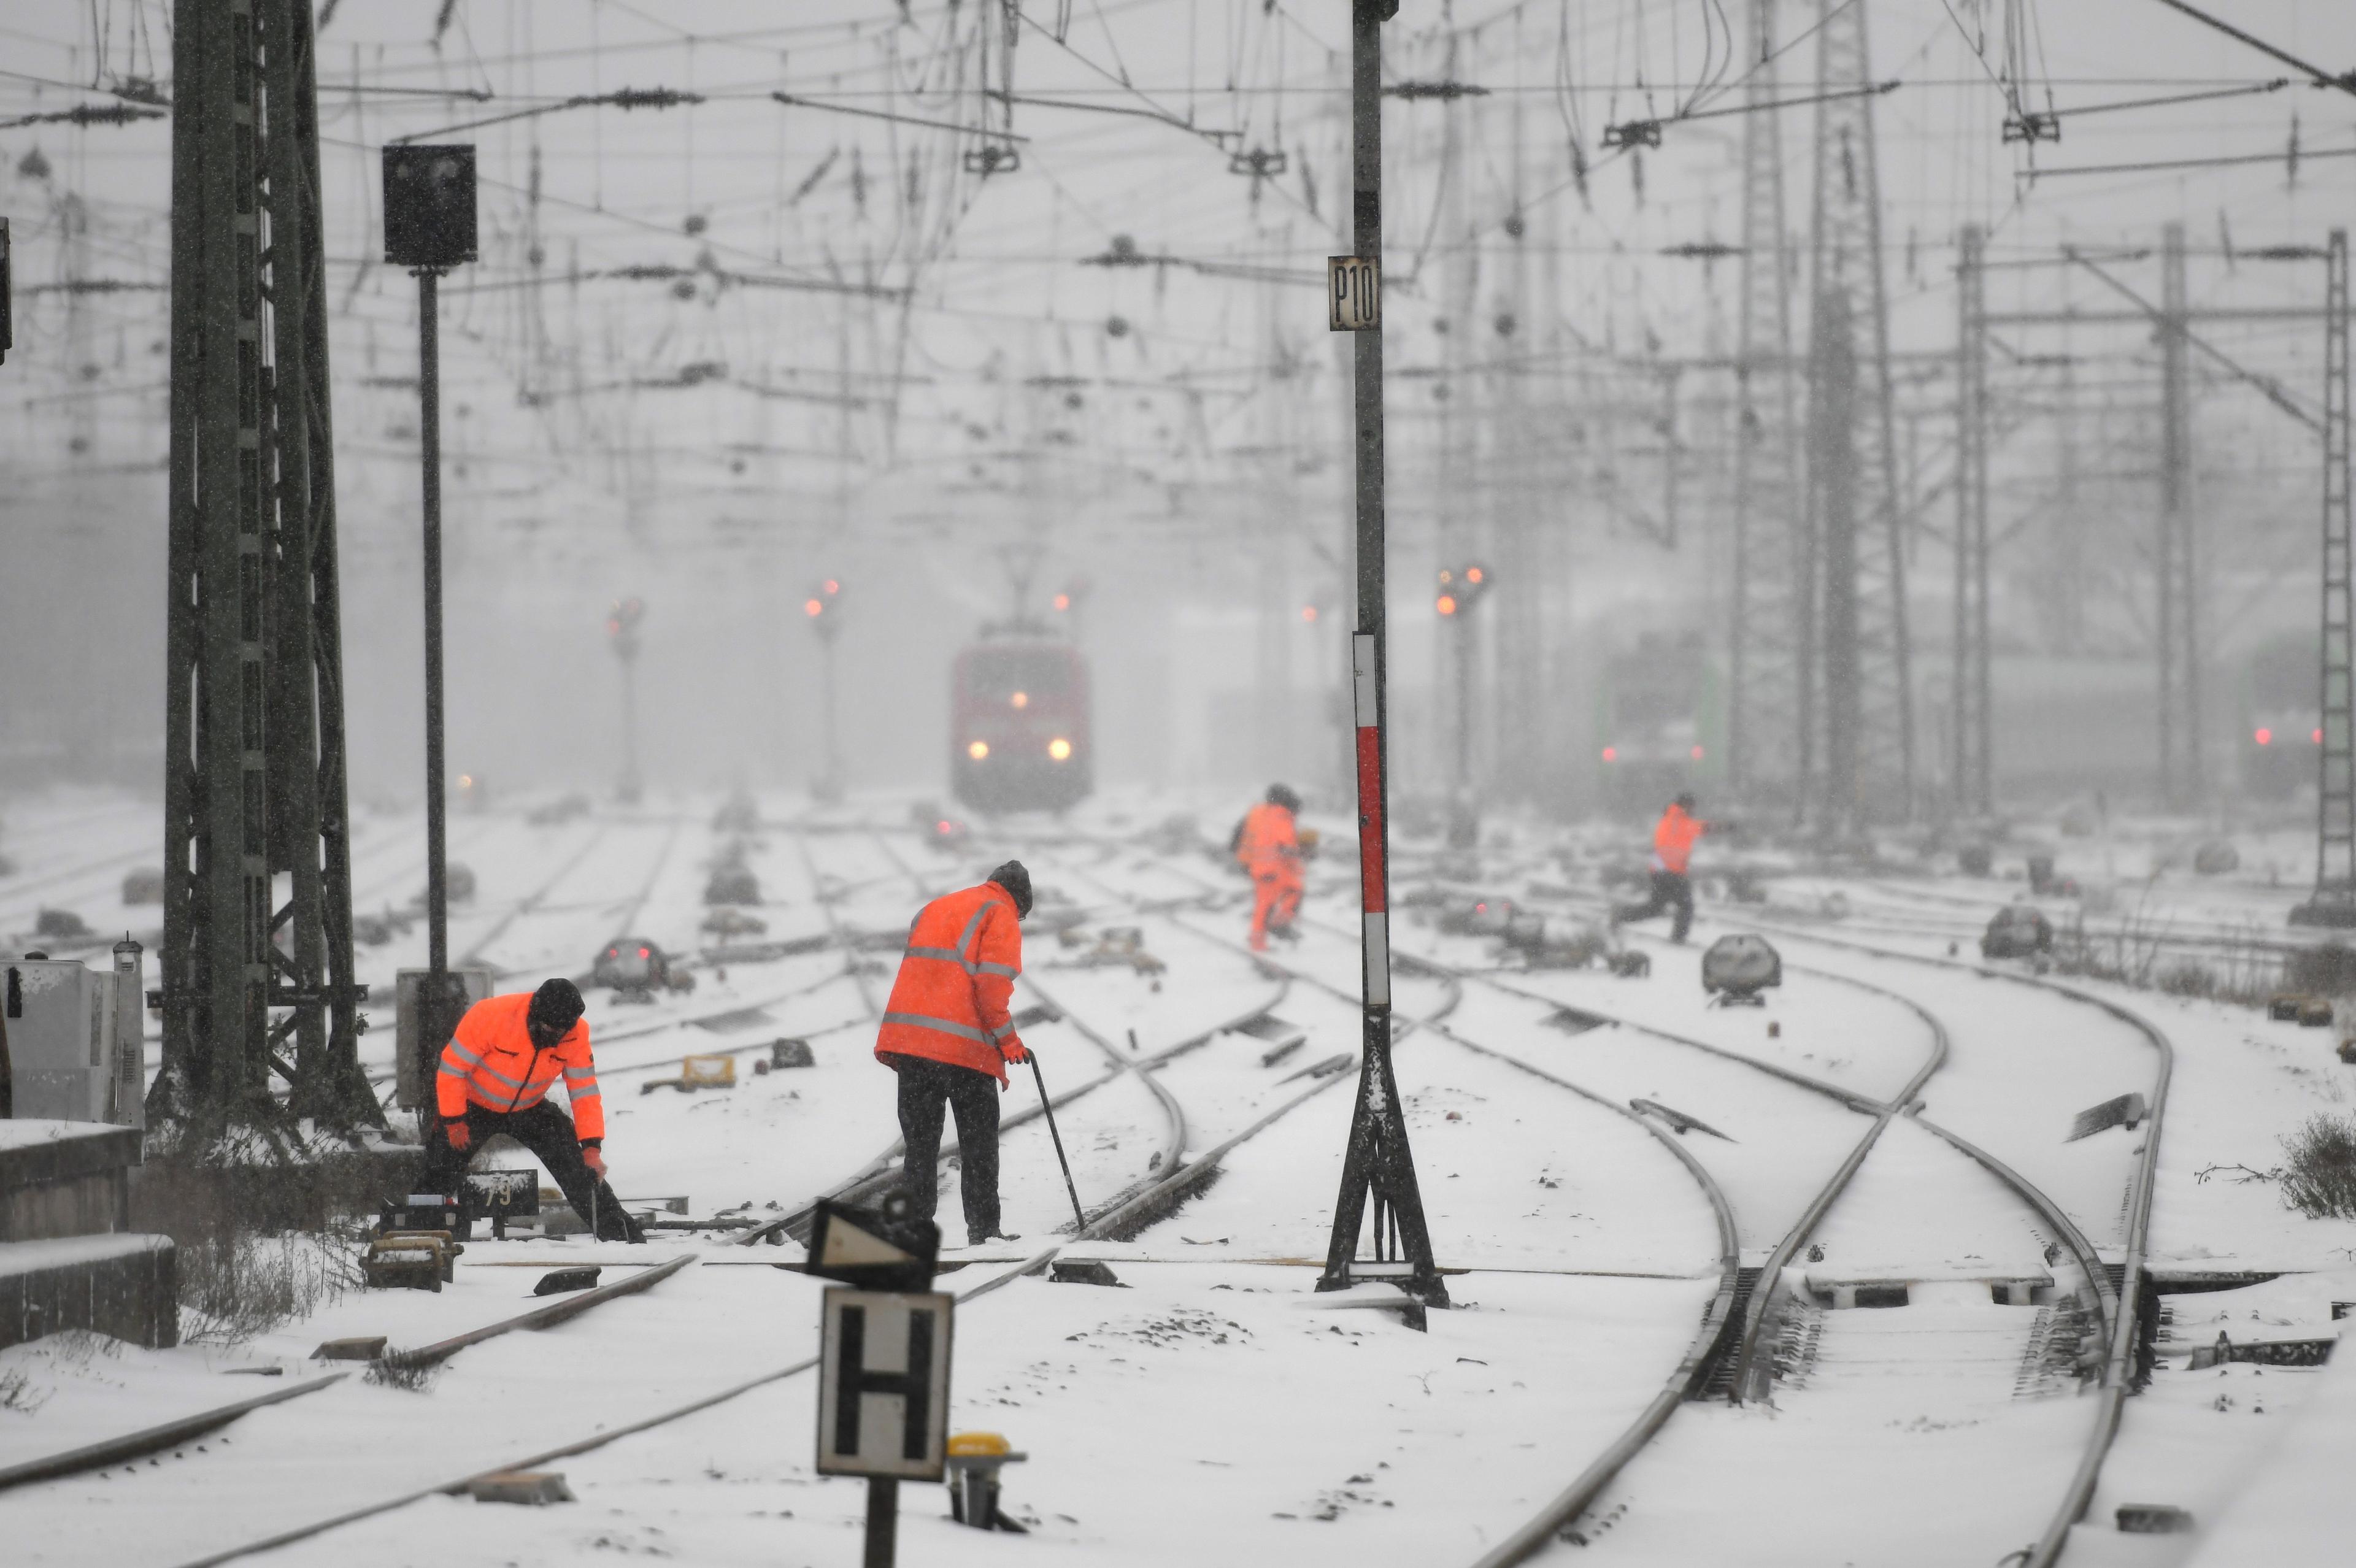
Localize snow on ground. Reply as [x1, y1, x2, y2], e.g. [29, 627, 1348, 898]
[5, 788, 2356, 1562]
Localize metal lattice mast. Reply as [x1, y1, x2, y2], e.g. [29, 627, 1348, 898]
[2156, 222, 2201, 810]
[1952, 225, 1993, 817]
[157, 0, 370, 1135]
[2316, 229, 2354, 904]
[1728, 0, 1806, 807]
[1803, 0, 1913, 830]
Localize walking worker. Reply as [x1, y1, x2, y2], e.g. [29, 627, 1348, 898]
[1233, 783, 1306, 952]
[1615, 791, 1709, 943]
[876, 859, 1033, 1247]
[423, 977, 641, 1241]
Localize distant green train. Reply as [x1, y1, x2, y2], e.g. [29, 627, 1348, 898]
[2237, 633, 2320, 801]
[1592, 631, 1725, 816]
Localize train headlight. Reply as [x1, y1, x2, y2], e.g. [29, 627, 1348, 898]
[1048, 737, 1073, 762]
[968, 740, 990, 761]
[1011, 691, 1029, 709]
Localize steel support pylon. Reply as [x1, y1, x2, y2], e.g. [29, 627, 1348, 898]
[156, 0, 371, 1136]
[1802, 0, 1913, 833]
[2156, 223, 2201, 810]
[1320, 0, 1447, 1324]
[2298, 229, 2356, 927]
[1728, 0, 1807, 809]
[1952, 225, 1993, 818]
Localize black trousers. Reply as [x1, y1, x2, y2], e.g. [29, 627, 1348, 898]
[1617, 869, 1695, 942]
[887, 1054, 1002, 1240]
[419, 1100, 638, 1241]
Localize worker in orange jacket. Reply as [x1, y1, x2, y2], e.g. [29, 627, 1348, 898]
[876, 861, 1032, 1246]
[422, 978, 641, 1241]
[1614, 792, 1707, 943]
[1233, 783, 1305, 951]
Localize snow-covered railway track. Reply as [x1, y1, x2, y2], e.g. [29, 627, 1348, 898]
[1029, 850, 1764, 1555]
[1706, 912, 2174, 1568]
[1101, 844, 2150, 1566]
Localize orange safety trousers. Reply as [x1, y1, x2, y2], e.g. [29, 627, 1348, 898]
[1249, 867, 1303, 951]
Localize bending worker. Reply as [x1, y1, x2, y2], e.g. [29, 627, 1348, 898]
[876, 860, 1033, 1248]
[425, 978, 641, 1242]
[1234, 783, 1305, 952]
[1614, 791, 1708, 944]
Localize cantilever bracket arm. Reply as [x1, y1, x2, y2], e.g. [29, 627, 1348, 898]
[2143, 0, 2356, 98]
[2062, 248, 2324, 435]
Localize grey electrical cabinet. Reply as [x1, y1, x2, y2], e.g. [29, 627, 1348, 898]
[4, 942, 145, 1129]
[394, 967, 495, 1110]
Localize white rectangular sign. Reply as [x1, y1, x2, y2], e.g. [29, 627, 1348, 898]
[815, 1288, 953, 1482]
[1329, 255, 1380, 331]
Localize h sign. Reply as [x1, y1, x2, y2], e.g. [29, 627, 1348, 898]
[816, 1288, 954, 1481]
[1329, 255, 1380, 331]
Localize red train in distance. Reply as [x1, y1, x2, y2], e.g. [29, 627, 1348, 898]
[952, 636, 1093, 813]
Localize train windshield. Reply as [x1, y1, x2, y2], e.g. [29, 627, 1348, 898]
[966, 647, 1072, 702]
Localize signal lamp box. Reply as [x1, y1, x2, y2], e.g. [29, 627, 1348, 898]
[393, 967, 495, 1110]
[4, 945, 145, 1129]
[382, 145, 478, 269]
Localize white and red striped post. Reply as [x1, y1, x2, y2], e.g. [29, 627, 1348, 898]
[1317, 0, 1446, 1312]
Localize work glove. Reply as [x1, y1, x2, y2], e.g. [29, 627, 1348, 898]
[1000, 1039, 1029, 1066]
[442, 1119, 471, 1153]
[581, 1140, 607, 1180]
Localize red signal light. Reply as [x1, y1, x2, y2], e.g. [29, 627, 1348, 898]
[1436, 594, 1458, 616]
[823, 578, 841, 595]
[1465, 566, 1485, 585]
[1053, 593, 1071, 611]
[1301, 605, 1318, 623]
[804, 598, 824, 617]
[2255, 728, 2273, 746]
[1601, 746, 1618, 762]
[637, 947, 650, 958]
[1691, 745, 1704, 760]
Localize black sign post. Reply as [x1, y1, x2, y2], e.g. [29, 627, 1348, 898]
[808, 1194, 946, 1566]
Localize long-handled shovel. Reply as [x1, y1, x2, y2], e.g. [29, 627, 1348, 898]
[1025, 1049, 1090, 1234]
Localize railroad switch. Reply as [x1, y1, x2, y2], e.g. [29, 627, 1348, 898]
[1047, 1259, 1125, 1288]
[945, 1432, 1028, 1533]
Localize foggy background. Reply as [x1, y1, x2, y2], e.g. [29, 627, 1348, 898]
[2, 1, 2351, 818]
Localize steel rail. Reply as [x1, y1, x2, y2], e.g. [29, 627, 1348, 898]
[0, 1372, 349, 1493]
[1086, 898, 1747, 1568]
[163, 941, 1310, 1568]
[453, 820, 612, 970]
[1339, 910, 2123, 1563]
[387, 1252, 695, 1367]
[1709, 912, 2174, 1568]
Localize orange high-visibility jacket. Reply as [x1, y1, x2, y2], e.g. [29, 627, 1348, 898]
[875, 880, 1025, 1082]
[1652, 804, 1706, 876]
[437, 992, 605, 1140]
[1234, 802, 1300, 877]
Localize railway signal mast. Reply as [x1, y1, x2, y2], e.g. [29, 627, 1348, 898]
[607, 597, 647, 804]
[1435, 564, 1493, 846]
[382, 140, 479, 1083]
[1319, 0, 1449, 1326]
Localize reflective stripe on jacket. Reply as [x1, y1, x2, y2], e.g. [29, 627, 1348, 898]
[874, 881, 1024, 1082]
[436, 991, 605, 1140]
[1235, 802, 1299, 875]
[1652, 804, 1706, 876]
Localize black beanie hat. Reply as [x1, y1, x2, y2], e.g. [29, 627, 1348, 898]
[1267, 783, 1302, 812]
[988, 859, 1034, 918]
[529, 977, 586, 1035]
